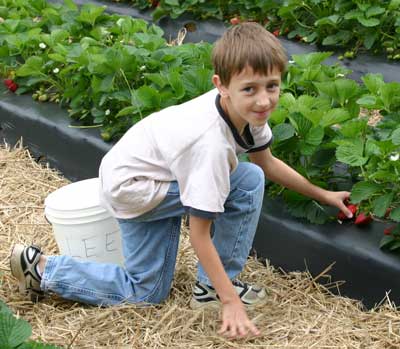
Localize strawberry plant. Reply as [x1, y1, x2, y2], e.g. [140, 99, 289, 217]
[0, 299, 59, 348]
[0, 0, 213, 140]
[124, 0, 400, 60]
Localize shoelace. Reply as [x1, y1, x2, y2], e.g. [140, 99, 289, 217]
[232, 279, 247, 288]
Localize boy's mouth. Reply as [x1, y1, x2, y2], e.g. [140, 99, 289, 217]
[253, 110, 270, 119]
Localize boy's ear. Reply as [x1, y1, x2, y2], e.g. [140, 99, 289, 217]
[212, 74, 229, 97]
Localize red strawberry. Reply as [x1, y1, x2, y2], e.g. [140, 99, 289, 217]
[9, 82, 18, 92]
[4, 79, 13, 87]
[354, 213, 372, 226]
[273, 29, 280, 37]
[337, 204, 358, 220]
[384, 226, 395, 236]
[230, 17, 241, 25]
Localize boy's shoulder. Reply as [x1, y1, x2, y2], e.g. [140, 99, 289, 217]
[147, 88, 220, 132]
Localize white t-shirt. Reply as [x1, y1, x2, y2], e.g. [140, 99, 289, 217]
[99, 89, 273, 219]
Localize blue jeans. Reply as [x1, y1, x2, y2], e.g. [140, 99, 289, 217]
[41, 162, 265, 305]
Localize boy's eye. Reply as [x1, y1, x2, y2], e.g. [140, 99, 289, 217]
[267, 83, 279, 90]
[243, 87, 254, 93]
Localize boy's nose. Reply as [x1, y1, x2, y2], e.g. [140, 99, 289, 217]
[256, 94, 271, 108]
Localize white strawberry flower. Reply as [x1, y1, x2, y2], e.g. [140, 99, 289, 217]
[39, 42, 47, 49]
[105, 109, 111, 116]
[389, 152, 399, 161]
[139, 65, 146, 71]
[53, 68, 60, 74]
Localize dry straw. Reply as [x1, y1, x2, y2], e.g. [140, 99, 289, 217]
[1, 142, 400, 348]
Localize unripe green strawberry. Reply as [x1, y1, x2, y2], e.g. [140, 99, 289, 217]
[38, 94, 48, 102]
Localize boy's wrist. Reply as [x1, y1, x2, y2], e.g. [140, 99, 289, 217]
[220, 292, 242, 306]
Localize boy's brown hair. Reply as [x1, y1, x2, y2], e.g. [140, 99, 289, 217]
[212, 22, 287, 86]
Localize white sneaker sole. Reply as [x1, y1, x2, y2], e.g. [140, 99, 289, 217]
[10, 244, 28, 294]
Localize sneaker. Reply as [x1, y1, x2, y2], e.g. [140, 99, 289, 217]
[10, 244, 44, 302]
[190, 279, 267, 309]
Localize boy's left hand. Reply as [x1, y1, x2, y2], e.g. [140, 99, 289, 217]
[322, 191, 353, 219]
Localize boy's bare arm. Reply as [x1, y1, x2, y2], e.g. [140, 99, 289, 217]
[189, 215, 260, 337]
[249, 149, 352, 217]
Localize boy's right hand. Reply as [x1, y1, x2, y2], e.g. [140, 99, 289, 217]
[218, 298, 260, 338]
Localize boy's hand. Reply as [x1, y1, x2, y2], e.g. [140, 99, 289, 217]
[218, 299, 260, 338]
[322, 190, 353, 218]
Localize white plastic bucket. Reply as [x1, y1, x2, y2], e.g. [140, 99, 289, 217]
[44, 178, 124, 266]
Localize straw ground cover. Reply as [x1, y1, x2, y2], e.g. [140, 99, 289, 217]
[1, 143, 400, 348]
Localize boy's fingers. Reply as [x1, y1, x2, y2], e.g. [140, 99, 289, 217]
[218, 321, 228, 334]
[238, 324, 247, 337]
[248, 322, 260, 336]
[338, 202, 353, 218]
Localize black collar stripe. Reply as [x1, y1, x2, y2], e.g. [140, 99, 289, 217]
[215, 94, 254, 150]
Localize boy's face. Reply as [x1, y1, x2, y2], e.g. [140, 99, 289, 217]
[213, 65, 281, 134]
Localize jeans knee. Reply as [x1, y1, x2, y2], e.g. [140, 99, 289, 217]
[235, 162, 265, 192]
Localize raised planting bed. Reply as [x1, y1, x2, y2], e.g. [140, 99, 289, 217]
[47, 0, 400, 84]
[1, 85, 399, 309]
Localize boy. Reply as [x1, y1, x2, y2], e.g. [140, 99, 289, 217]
[10, 22, 352, 339]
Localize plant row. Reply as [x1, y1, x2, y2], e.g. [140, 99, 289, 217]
[0, 0, 214, 140]
[1, 0, 400, 252]
[127, 0, 400, 60]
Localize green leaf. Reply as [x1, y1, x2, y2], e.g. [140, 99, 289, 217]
[365, 6, 385, 18]
[364, 32, 378, 49]
[336, 139, 368, 166]
[16, 56, 44, 77]
[78, 4, 106, 26]
[372, 193, 394, 217]
[289, 112, 312, 137]
[380, 235, 395, 249]
[165, 0, 180, 5]
[322, 35, 340, 46]
[64, 0, 78, 10]
[136, 85, 161, 110]
[167, 70, 185, 99]
[292, 52, 332, 68]
[284, 194, 329, 224]
[278, 93, 296, 110]
[320, 108, 350, 127]
[116, 106, 137, 118]
[269, 109, 288, 124]
[48, 53, 65, 63]
[335, 79, 360, 105]
[357, 17, 380, 27]
[0, 313, 32, 349]
[356, 95, 377, 106]
[315, 15, 340, 26]
[0, 301, 12, 315]
[391, 128, 400, 145]
[305, 126, 324, 146]
[350, 181, 383, 203]
[389, 207, 400, 222]
[380, 82, 400, 112]
[344, 9, 363, 20]
[272, 123, 295, 142]
[389, 240, 400, 250]
[144, 73, 167, 88]
[389, 0, 400, 10]
[362, 74, 384, 94]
